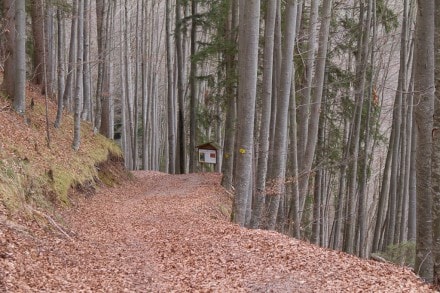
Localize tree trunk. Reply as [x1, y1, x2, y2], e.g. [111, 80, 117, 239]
[250, 0, 277, 229]
[357, 0, 377, 257]
[132, 0, 141, 170]
[408, 98, 417, 242]
[81, 0, 91, 121]
[2, 0, 15, 99]
[30, 0, 45, 88]
[343, 1, 371, 254]
[13, 0, 26, 114]
[414, 0, 434, 282]
[175, 0, 186, 174]
[372, 130, 393, 252]
[123, 0, 135, 169]
[287, 67, 301, 238]
[44, 5, 55, 99]
[141, 1, 148, 170]
[95, 0, 105, 132]
[296, 0, 319, 167]
[166, 0, 176, 173]
[61, 3, 78, 114]
[100, 1, 115, 138]
[265, 0, 298, 231]
[432, 0, 440, 284]
[72, 0, 83, 151]
[55, 9, 66, 128]
[232, 0, 260, 226]
[221, 0, 238, 190]
[189, 0, 198, 173]
[331, 120, 349, 250]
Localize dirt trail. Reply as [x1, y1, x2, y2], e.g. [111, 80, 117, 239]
[1, 172, 435, 292]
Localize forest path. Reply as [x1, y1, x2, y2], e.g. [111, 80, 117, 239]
[1, 172, 434, 292]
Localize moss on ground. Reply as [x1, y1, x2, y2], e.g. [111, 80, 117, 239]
[0, 86, 126, 216]
[375, 241, 416, 268]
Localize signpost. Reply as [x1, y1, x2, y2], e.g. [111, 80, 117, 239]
[196, 142, 220, 171]
[199, 148, 217, 164]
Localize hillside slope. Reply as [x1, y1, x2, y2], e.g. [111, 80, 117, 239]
[1, 172, 435, 292]
[0, 81, 123, 215]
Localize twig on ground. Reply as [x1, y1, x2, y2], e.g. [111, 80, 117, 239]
[28, 207, 74, 242]
[370, 254, 388, 263]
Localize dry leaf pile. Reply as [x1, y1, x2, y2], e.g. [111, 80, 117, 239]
[1, 172, 436, 292]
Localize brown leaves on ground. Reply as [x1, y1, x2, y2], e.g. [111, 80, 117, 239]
[0, 81, 121, 210]
[0, 172, 436, 292]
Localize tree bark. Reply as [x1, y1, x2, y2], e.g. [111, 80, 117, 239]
[30, 0, 45, 88]
[100, 1, 115, 138]
[13, 0, 26, 114]
[175, 0, 186, 174]
[55, 9, 66, 128]
[166, 0, 176, 173]
[81, 0, 91, 121]
[265, 0, 298, 231]
[72, 0, 83, 151]
[61, 3, 78, 114]
[343, 1, 371, 255]
[432, 0, 440, 284]
[2, 0, 15, 99]
[414, 0, 434, 282]
[221, 0, 238, 190]
[95, 0, 105, 132]
[232, 0, 260, 226]
[189, 0, 198, 173]
[250, 0, 277, 229]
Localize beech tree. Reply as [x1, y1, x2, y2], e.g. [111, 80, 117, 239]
[175, 0, 186, 174]
[54, 8, 66, 128]
[232, 0, 260, 226]
[13, 0, 26, 114]
[250, 0, 277, 229]
[2, 0, 17, 102]
[432, 0, 440, 285]
[221, 0, 239, 191]
[165, 0, 176, 173]
[72, 0, 83, 151]
[343, 0, 373, 255]
[264, 0, 298, 231]
[81, 0, 91, 121]
[188, 0, 198, 173]
[414, 0, 434, 282]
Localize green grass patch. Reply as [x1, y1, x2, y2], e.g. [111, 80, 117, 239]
[0, 90, 125, 218]
[375, 241, 416, 268]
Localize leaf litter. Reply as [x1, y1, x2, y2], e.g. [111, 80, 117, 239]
[1, 171, 436, 292]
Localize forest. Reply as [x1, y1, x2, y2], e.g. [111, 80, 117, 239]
[1, 0, 440, 284]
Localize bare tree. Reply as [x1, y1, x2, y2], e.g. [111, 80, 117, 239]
[414, 0, 434, 282]
[55, 9, 66, 128]
[60, 2, 78, 116]
[81, 0, 91, 121]
[221, 0, 239, 190]
[232, 0, 260, 226]
[250, 0, 277, 229]
[265, 0, 298, 231]
[2, 0, 15, 99]
[432, 0, 440, 285]
[189, 0, 198, 173]
[13, 0, 26, 114]
[175, 0, 186, 174]
[166, 0, 176, 173]
[72, 0, 83, 151]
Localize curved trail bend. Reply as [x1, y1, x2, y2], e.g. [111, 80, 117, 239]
[1, 172, 434, 292]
